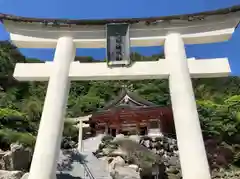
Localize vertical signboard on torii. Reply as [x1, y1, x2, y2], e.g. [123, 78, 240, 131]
[106, 23, 131, 67]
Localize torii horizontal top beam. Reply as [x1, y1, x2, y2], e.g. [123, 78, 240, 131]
[0, 5, 239, 25]
[1, 6, 240, 48]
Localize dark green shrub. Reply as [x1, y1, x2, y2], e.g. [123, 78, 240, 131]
[140, 136, 151, 141]
[0, 128, 36, 150]
[155, 137, 163, 142]
[0, 108, 38, 134]
[101, 135, 114, 143]
[233, 153, 240, 167]
[62, 120, 78, 142]
[98, 143, 105, 150]
[106, 141, 118, 149]
[155, 142, 163, 150]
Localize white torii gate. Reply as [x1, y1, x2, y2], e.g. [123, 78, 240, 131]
[15, 35, 230, 179]
[1, 7, 240, 179]
[66, 115, 91, 152]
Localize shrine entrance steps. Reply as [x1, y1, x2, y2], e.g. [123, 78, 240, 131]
[57, 134, 111, 179]
[82, 134, 112, 179]
[83, 134, 105, 153]
[57, 150, 111, 179]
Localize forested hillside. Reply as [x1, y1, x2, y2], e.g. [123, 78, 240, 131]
[0, 41, 240, 156]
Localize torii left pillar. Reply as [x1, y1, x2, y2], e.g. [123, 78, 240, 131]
[28, 36, 75, 179]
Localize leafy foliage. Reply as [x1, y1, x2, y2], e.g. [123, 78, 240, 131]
[63, 119, 79, 142]
[0, 128, 35, 149]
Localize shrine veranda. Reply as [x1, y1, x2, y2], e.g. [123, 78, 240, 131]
[0, 5, 240, 179]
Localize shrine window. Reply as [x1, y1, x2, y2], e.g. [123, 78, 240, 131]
[149, 120, 159, 129]
[111, 129, 116, 137]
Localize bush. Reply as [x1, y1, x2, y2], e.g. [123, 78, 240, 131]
[98, 143, 105, 150]
[0, 108, 37, 134]
[197, 100, 240, 140]
[140, 136, 151, 141]
[0, 128, 36, 150]
[107, 141, 118, 149]
[233, 145, 240, 167]
[62, 120, 79, 142]
[155, 136, 163, 142]
[0, 108, 25, 118]
[101, 135, 114, 143]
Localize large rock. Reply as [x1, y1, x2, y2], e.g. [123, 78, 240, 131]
[0, 170, 24, 179]
[168, 156, 180, 168]
[114, 134, 125, 141]
[142, 140, 151, 148]
[112, 166, 140, 179]
[205, 140, 235, 168]
[109, 156, 125, 168]
[110, 148, 127, 158]
[166, 166, 179, 175]
[129, 135, 140, 143]
[128, 164, 139, 171]
[167, 173, 181, 179]
[61, 138, 76, 150]
[212, 168, 240, 179]
[57, 149, 74, 172]
[1, 144, 32, 171]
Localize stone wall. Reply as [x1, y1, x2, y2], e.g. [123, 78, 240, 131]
[0, 143, 32, 179]
[94, 134, 240, 179]
[94, 135, 180, 179]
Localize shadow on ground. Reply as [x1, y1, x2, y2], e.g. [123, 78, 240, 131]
[56, 149, 88, 179]
[57, 149, 87, 172]
[57, 173, 82, 179]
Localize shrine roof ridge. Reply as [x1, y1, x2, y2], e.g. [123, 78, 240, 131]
[66, 105, 172, 121]
[92, 105, 172, 116]
[102, 88, 156, 110]
[0, 5, 239, 26]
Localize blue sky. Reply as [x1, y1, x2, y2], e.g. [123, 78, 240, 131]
[0, 0, 240, 75]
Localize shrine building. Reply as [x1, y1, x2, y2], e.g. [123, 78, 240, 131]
[86, 89, 175, 137]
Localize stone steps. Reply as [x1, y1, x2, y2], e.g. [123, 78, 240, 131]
[81, 152, 112, 179]
[57, 134, 112, 179]
[83, 134, 104, 153]
[57, 149, 85, 178]
[82, 134, 112, 179]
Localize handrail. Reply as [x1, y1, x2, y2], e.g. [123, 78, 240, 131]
[73, 149, 95, 179]
[82, 161, 95, 179]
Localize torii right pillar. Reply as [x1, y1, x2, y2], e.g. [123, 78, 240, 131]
[165, 32, 211, 179]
